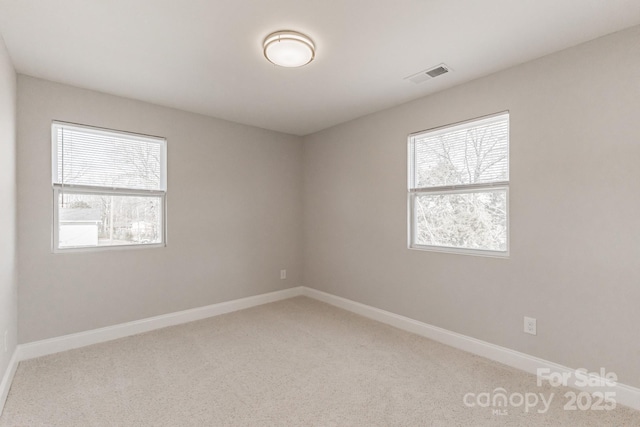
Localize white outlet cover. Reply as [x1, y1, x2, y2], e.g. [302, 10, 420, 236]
[524, 316, 537, 335]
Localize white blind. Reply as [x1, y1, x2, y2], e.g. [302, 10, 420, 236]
[53, 123, 166, 191]
[411, 113, 509, 189]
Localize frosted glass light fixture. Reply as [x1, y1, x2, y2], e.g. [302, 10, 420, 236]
[263, 30, 315, 67]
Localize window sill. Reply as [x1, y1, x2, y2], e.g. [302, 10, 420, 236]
[409, 244, 509, 258]
[52, 242, 166, 254]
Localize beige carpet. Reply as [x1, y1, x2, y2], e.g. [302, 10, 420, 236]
[1, 296, 639, 426]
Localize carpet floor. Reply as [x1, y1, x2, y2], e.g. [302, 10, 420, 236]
[1, 296, 639, 426]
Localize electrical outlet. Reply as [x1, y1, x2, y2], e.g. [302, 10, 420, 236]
[280, 269, 286, 280]
[3, 331, 7, 352]
[524, 317, 537, 335]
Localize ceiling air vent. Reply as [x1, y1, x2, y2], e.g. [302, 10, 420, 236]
[405, 63, 451, 84]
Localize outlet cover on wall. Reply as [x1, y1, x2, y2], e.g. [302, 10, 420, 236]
[524, 317, 537, 335]
[280, 269, 286, 280]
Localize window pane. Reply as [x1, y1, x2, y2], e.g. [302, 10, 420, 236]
[58, 193, 162, 248]
[412, 114, 508, 188]
[413, 190, 507, 252]
[54, 124, 164, 191]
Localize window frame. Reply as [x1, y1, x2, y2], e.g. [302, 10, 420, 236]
[407, 112, 510, 258]
[51, 121, 168, 253]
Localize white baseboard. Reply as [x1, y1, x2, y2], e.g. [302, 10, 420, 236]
[0, 349, 19, 416]
[16, 286, 303, 361]
[5, 285, 639, 413]
[301, 287, 640, 411]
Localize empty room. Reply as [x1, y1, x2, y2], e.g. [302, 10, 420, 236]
[1, 1, 639, 425]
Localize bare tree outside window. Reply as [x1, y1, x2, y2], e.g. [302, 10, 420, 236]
[409, 113, 509, 255]
[52, 122, 167, 251]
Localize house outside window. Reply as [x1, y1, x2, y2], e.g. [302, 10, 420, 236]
[52, 122, 167, 252]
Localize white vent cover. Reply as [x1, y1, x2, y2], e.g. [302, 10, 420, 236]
[405, 63, 451, 84]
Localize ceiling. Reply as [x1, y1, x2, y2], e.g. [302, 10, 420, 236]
[0, 1, 638, 136]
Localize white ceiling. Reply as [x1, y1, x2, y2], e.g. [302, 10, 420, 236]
[0, 1, 638, 136]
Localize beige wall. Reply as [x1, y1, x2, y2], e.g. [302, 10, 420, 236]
[17, 76, 303, 343]
[303, 26, 640, 387]
[0, 35, 17, 379]
[12, 24, 640, 389]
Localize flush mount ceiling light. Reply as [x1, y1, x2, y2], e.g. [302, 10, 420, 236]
[263, 30, 315, 68]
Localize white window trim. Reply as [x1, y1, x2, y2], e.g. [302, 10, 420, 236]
[51, 121, 168, 253]
[407, 112, 510, 258]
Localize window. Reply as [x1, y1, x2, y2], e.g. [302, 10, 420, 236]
[52, 122, 167, 251]
[408, 112, 509, 256]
